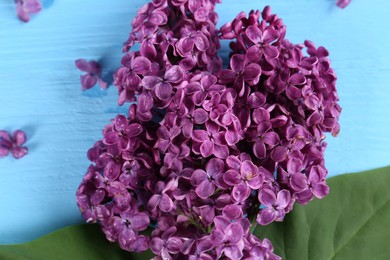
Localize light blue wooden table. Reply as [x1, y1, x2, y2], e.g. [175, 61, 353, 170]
[0, 0, 389, 244]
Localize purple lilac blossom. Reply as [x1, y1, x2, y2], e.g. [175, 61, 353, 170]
[15, 0, 42, 23]
[337, 0, 351, 9]
[0, 130, 28, 159]
[76, 2, 340, 259]
[75, 59, 108, 91]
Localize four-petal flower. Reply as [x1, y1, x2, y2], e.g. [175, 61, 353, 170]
[75, 59, 108, 91]
[0, 130, 28, 159]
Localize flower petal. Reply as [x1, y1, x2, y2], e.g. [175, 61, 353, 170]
[80, 74, 97, 90]
[257, 208, 277, 225]
[150, 237, 164, 254]
[130, 235, 150, 252]
[264, 45, 279, 59]
[337, 0, 351, 9]
[118, 228, 136, 249]
[263, 131, 279, 147]
[253, 140, 266, 159]
[0, 130, 11, 142]
[230, 54, 246, 73]
[307, 111, 323, 126]
[155, 82, 172, 100]
[225, 129, 239, 145]
[286, 85, 301, 100]
[290, 173, 307, 191]
[194, 7, 209, 22]
[16, 4, 30, 22]
[246, 45, 263, 63]
[11, 146, 28, 159]
[198, 237, 214, 253]
[247, 175, 263, 190]
[125, 123, 143, 137]
[219, 69, 237, 84]
[232, 183, 251, 202]
[194, 34, 209, 51]
[213, 215, 230, 231]
[309, 165, 326, 183]
[103, 131, 119, 145]
[253, 107, 270, 124]
[75, 59, 91, 72]
[270, 146, 288, 162]
[142, 76, 160, 90]
[240, 161, 256, 179]
[312, 182, 329, 199]
[223, 169, 241, 186]
[178, 37, 195, 55]
[159, 194, 174, 212]
[137, 92, 153, 113]
[213, 144, 229, 159]
[149, 11, 168, 25]
[287, 157, 302, 173]
[248, 92, 266, 109]
[25, 0, 42, 13]
[289, 73, 306, 85]
[224, 245, 244, 260]
[166, 237, 182, 253]
[165, 66, 183, 83]
[191, 169, 208, 186]
[0, 145, 10, 157]
[140, 41, 157, 59]
[13, 130, 27, 145]
[243, 63, 262, 82]
[193, 109, 209, 124]
[200, 140, 214, 157]
[147, 194, 161, 212]
[258, 188, 276, 207]
[222, 204, 242, 220]
[225, 222, 244, 243]
[276, 190, 291, 209]
[211, 229, 224, 245]
[206, 158, 224, 175]
[192, 130, 208, 142]
[131, 57, 151, 75]
[246, 25, 263, 44]
[195, 180, 214, 199]
[131, 212, 150, 231]
[262, 28, 279, 44]
[104, 161, 121, 181]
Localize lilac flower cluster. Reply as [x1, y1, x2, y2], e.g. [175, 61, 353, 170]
[15, 0, 42, 23]
[76, 2, 340, 259]
[0, 130, 28, 159]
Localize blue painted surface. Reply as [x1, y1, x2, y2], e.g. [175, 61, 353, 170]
[0, 0, 389, 244]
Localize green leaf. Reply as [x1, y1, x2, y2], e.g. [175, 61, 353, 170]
[0, 224, 153, 260]
[255, 166, 390, 260]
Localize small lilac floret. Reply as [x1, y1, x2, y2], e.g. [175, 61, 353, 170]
[75, 59, 108, 91]
[0, 130, 28, 159]
[337, 0, 351, 9]
[15, 0, 42, 23]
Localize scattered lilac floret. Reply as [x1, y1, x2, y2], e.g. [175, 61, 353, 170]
[337, 0, 351, 9]
[0, 130, 28, 159]
[15, 0, 42, 23]
[75, 59, 108, 91]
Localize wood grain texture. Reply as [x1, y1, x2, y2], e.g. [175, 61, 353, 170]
[0, 0, 389, 244]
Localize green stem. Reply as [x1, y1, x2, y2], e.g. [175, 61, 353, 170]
[250, 222, 258, 234]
